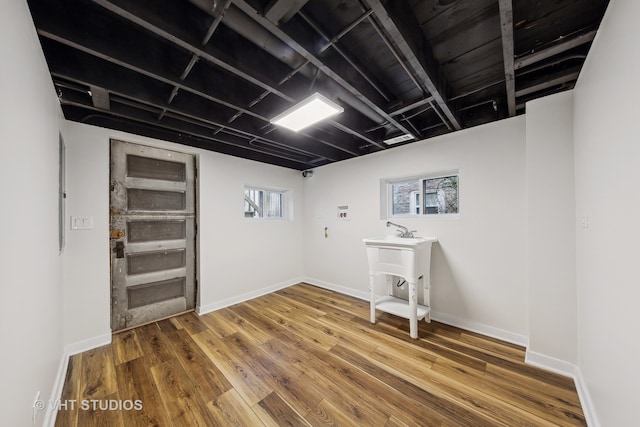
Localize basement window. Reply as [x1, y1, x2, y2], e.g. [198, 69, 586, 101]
[382, 171, 459, 218]
[244, 187, 290, 219]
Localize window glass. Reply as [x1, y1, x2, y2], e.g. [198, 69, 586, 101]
[423, 175, 458, 214]
[391, 180, 420, 215]
[244, 187, 287, 219]
[386, 172, 459, 218]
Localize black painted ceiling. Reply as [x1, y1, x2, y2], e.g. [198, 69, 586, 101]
[27, 0, 609, 170]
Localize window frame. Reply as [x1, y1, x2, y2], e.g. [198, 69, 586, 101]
[243, 185, 292, 220]
[381, 170, 460, 220]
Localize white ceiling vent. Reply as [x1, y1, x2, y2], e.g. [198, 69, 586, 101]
[384, 134, 415, 145]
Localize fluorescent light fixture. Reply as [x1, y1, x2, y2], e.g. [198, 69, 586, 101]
[384, 133, 415, 145]
[271, 93, 344, 132]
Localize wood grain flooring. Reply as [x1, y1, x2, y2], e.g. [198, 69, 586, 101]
[54, 283, 585, 426]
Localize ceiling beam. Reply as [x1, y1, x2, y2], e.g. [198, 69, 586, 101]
[91, 0, 377, 152]
[298, 12, 392, 104]
[231, 0, 416, 138]
[36, 19, 364, 158]
[515, 71, 581, 98]
[43, 43, 352, 162]
[60, 94, 318, 168]
[37, 29, 257, 118]
[265, 0, 310, 24]
[389, 96, 434, 117]
[356, 1, 424, 99]
[514, 30, 597, 70]
[317, 10, 373, 54]
[498, 0, 516, 116]
[201, 0, 233, 44]
[363, 0, 462, 130]
[91, 0, 294, 101]
[55, 72, 344, 163]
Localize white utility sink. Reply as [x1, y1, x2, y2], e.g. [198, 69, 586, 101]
[363, 235, 437, 339]
[363, 236, 437, 248]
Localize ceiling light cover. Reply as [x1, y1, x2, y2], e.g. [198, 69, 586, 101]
[271, 93, 344, 132]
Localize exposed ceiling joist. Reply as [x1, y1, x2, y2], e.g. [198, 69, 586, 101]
[39, 32, 357, 162]
[265, 0, 309, 24]
[317, 9, 373, 54]
[299, 11, 392, 104]
[56, 72, 343, 163]
[389, 96, 434, 117]
[37, 29, 264, 120]
[201, 0, 232, 45]
[515, 71, 581, 97]
[60, 79, 333, 166]
[91, 0, 293, 101]
[62, 97, 317, 169]
[498, 0, 516, 116]
[26, 0, 610, 170]
[514, 29, 598, 70]
[97, 0, 381, 152]
[231, 0, 415, 138]
[364, 0, 462, 130]
[87, 0, 379, 155]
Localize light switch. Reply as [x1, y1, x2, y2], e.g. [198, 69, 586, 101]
[71, 216, 94, 230]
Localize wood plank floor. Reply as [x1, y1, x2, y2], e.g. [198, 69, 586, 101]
[55, 283, 585, 426]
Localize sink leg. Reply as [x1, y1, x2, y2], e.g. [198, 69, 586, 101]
[409, 280, 418, 338]
[424, 277, 431, 323]
[369, 275, 376, 324]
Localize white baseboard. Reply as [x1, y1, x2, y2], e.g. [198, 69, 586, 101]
[304, 277, 529, 348]
[523, 357, 600, 427]
[197, 277, 304, 315]
[42, 348, 70, 427]
[429, 310, 529, 347]
[65, 332, 112, 356]
[301, 277, 369, 301]
[574, 366, 600, 427]
[524, 350, 576, 378]
[44, 332, 112, 427]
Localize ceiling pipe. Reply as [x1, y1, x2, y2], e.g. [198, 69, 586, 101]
[187, 0, 387, 125]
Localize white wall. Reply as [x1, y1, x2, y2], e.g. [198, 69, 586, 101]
[303, 117, 529, 342]
[573, 0, 640, 425]
[525, 91, 577, 369]
[0, 1, 65, 426]
[61, 122, 305, 344]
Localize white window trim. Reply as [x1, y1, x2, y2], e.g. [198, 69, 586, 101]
[380, 170, 460, 220]
[243, 185, 293, 220]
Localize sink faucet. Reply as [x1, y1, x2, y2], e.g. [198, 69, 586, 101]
[386, 221, 416, 238]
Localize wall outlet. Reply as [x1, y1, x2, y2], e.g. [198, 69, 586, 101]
[337, 205, 349, 220]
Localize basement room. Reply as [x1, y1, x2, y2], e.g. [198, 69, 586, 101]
[1, 0, 638, 426]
